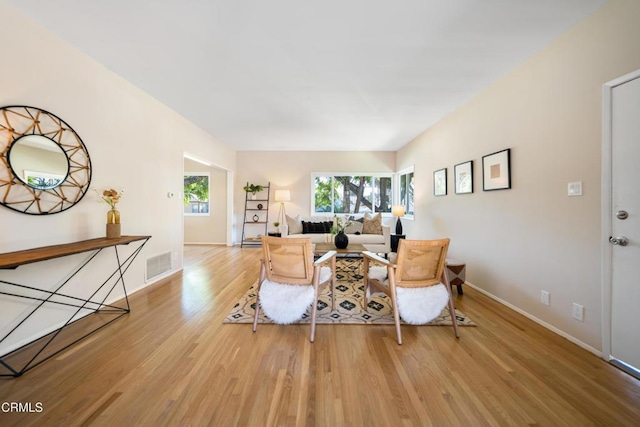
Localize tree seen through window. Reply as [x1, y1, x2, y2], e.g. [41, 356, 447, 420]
[313, 174, 392, 214]
[184, 174, 210, 215]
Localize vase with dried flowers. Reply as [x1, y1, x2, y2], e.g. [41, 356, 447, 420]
[96, 188, 124, 238]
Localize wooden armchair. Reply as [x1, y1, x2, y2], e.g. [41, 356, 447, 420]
[253, 236, 336, 342]
[363, 238, 459, 344]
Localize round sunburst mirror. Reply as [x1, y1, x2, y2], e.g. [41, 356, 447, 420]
[0, 105, 92, 215]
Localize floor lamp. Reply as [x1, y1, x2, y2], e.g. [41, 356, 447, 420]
[274, 190, 290, 231]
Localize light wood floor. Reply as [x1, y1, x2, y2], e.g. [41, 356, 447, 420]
[1, 245, 639, 426]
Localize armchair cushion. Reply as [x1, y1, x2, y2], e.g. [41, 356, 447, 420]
[258, 266, 333, 324]
[368, 266, 388, 284]
[366, 261, 449, 325]
[396, 285, 449, 325]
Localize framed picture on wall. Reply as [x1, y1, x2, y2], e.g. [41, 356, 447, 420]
[433, 168, 447, 196]
[454, 161, 473, 194]
[482, 148, 511, 191]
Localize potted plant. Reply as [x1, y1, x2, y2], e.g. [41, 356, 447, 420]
[273, 221, 281, 235]
[330, 215, 351, 234]
[243, 183, 264, 199]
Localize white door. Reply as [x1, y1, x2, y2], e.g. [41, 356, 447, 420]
[609, 73, 640, 377]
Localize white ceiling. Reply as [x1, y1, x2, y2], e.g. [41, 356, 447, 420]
[8, 0, 607, 151]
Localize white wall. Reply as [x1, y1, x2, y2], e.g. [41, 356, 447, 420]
[397, 0, 640, 351]
[0, 2, 236, 355]
[236, 151, 395, 240]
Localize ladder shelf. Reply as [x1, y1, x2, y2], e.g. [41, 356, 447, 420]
[241, 182, 271, 247]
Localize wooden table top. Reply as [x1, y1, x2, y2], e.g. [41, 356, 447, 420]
[0, 236, 151, 269]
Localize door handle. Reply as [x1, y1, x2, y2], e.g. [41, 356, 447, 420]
[609, 236, 629, 246]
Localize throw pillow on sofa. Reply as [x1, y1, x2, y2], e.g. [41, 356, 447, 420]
[344, 221, 364, 234]
[286, 214, 303, 234]
[302, 221, 333, 234]
[362, 212, 383, 234]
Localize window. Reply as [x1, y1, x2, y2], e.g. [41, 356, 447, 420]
[184, 173, 210, 215]
[398, 167, 414, 217]
[312, 173, 393, 215]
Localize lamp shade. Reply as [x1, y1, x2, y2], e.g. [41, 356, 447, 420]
[274, 190, 291, 202]
[392, 205, 406, 217]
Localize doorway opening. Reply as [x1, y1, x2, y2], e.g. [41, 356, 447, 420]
[183, 153, 234, 248]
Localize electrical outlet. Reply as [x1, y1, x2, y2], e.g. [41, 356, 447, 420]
[541, 290, 550, 306]
[572, 303, 584, 321]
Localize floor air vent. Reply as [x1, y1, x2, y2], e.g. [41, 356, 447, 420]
[146, 252, 172, 282]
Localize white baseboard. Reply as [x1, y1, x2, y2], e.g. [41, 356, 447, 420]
[464, 281, 602, 358]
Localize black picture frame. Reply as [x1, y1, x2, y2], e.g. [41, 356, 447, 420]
[482, 149, 511, 191]
[454, 160, 473, 194]
[433, 168, 447, 196]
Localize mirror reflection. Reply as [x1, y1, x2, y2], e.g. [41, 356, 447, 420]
[8, 135, 69, 190]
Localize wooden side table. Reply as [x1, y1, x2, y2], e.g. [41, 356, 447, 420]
[446, 259, 466, 295]
[390, 234, 405, 252]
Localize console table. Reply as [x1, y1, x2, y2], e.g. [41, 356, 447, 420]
[0, 235, 151, 377]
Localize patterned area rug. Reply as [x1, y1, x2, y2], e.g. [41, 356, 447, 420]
[224, 258, 476, 326]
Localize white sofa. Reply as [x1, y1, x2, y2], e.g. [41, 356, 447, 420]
[282, 215, 391, 254]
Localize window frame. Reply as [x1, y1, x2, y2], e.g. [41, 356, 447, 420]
[183, 172, 210, 216]
[311, 172, 394, 216]
[396, 166, 415, 219]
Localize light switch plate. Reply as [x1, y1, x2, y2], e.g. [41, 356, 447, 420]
[568, 182, 582, 196]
